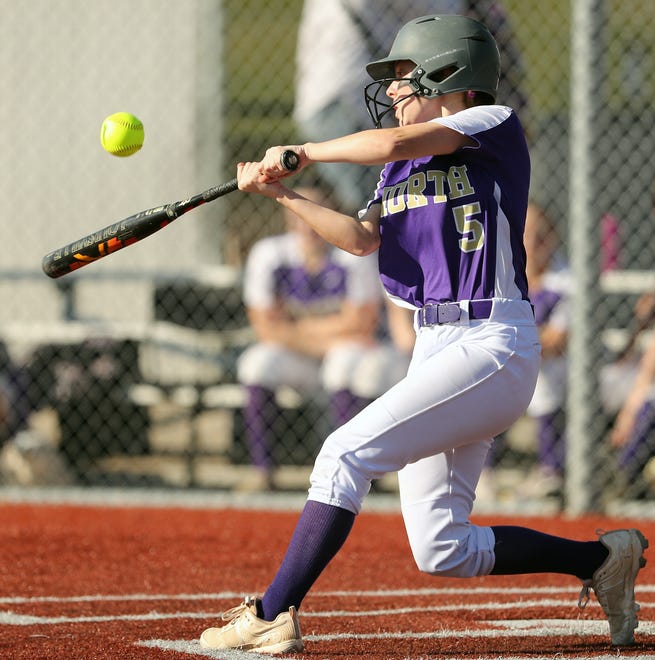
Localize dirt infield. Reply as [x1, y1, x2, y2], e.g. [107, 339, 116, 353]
[1, 497, 654, 659]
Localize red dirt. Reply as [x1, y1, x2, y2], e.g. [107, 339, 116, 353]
[1, 503, 653, 659]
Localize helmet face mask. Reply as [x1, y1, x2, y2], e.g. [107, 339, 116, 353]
[364, 74, 422, 128]
[364, 14, 500, 128]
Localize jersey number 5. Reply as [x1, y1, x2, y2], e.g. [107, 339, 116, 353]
[453, 202, 484, 252]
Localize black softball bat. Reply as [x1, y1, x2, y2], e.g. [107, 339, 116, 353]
[41, 150, 300, 279]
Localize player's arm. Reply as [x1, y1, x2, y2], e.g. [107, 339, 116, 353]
[254, 123, 474, 173]
[246, 300, 379, 360]
[293, 299, 379, 350]
[610, 331, 655, 446]
[237, 163, 381, 256]
[237, 122, 471, 256]
[272, 190, 381, 257]
[301, 123, 475, 165]
[385, 300, 416, 355]
[246, 304, 328, 359]
[539, 325, 568, 358]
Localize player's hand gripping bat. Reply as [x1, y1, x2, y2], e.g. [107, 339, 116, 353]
[41, 150, 300, 279]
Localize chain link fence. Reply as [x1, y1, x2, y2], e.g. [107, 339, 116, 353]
[1, 0, 654, 513]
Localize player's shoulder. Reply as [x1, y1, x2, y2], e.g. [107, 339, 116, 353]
[249, 233, 296, 260]
[245, 233, 302, 275]
[435, 104, 515, 136]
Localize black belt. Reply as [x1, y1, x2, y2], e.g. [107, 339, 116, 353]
[418, 300, 493, 327]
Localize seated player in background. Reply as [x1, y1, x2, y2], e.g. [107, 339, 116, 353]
[476, 202, 570, 501]
[521, 202, 570, 498]
[236, 185, 402, 491]
[608, 292, 655, 498]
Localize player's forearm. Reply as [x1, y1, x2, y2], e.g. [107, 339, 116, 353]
[273, 188, 379, 256]
[386, 305, 416, 355]
[621, 354, 655, 417]
[304, 130, 396, 165]
[285, 330, 370, 358]
[611, 340, 655, 445]
[295, 310, 378, 343]
[539, 326, 567, 357]
[303, 124, 467, 165]
[626, 337, 655, 406]
[252, 313, 377, 358]
[256, 324, 350, 359]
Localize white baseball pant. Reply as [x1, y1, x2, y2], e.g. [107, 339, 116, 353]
[307, 299, 541, 578]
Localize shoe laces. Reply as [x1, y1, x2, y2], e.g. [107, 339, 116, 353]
[578, 528, 608, 611]
[221, 596, 257, 623]
[578, 580, 592, 610]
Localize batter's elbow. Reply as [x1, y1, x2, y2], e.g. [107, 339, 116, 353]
[349, 235, 381, 257]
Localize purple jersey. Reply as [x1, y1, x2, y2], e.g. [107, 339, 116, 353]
[371, 105, 530, 309]
[243, 233, 382, 319]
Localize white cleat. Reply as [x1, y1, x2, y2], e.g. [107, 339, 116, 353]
[199, 596, 304, 654]
[579, 528, 648, 646]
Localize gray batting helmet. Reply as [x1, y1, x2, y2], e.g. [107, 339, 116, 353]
[364, 14, 500, 127]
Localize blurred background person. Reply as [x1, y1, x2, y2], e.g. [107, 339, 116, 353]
[294, 0, 528, 215]
[236, 186, 389, 491]
[349, 298, 415, 480]
[520, 202, 570, 499]
[0, 340, 72, 487]
[476, 203, 569, 502]
[0, 341, 25, 448]
[607, 292, 655, 499]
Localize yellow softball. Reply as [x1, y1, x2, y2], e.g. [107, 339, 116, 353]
[100, 112, 144, 157]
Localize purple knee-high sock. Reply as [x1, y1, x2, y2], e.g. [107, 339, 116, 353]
[490, 526, 608, 579]
[330, 389, 368, 426]
[244, 385, 277, 471]
[260, 500, 355, 620]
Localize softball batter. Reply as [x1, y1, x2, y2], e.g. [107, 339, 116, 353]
[200, 14, 647, 653]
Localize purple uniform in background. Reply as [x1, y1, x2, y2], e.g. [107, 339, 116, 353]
[237, 232, 385, 487]
[244, 233, 381, 315]
[371, 106, 530, 309]
[273, 253, 352, 318]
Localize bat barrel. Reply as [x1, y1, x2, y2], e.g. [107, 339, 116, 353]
[41, 151, 298, 279]
[41, 206, 173, 278]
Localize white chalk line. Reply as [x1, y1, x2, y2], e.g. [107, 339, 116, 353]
[4, 586, 655, 659]
[136, 640, 285, 659]
[2, 598, 655, 626]
[305, 619, 655, 639]
[138, 648, 655, 660]
[4, 584, 655, 605]
[136, 623, 655, 660]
